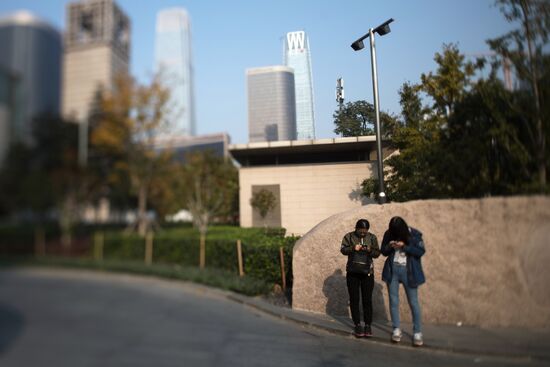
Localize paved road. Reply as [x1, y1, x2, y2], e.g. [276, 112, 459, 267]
[0, 268, 543, 367]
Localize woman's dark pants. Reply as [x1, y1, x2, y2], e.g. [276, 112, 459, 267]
[346, 272, 374, 325]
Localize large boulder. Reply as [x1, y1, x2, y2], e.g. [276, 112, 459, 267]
[292, 196, 550, 328]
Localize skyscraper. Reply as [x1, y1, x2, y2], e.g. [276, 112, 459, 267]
[0, 11, 61, 145]
[155, 8, 195, 136]
[247, 66, 296, 143]
[284, 31, 315, 140]
[62, 0, 130, 123]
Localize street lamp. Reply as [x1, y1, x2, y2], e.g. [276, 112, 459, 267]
[351, 18, 394, 204]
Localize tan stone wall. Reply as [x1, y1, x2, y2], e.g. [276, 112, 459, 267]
[292, 196, 550, 328]
[239, 162, 376, 235]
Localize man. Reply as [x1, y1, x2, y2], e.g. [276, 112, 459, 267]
[340, 219, 380, 337]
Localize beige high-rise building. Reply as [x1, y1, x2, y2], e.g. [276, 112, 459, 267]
[62, 0, 130, 122]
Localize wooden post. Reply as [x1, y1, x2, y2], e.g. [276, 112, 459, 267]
[145, 231, 154, 266]
[93, 231, 104, 261]
[199, 233, 206, 269]
[237, 239, 244, 277]
[34, 227, 45, 257]
[279, 246, 286, 291]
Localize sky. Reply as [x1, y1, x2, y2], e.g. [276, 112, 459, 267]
[0, 0, 515, 144]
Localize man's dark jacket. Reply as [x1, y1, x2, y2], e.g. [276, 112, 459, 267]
[380, 227, 426, 288]
[340, 231, 380, 275]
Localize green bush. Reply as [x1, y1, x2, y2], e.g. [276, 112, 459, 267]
[98, 227, 297, 288]
[0, 223, 299, 292]
[0, 257, 270, 296]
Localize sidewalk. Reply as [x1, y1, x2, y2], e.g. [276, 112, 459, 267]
[228, 293, 550, 362]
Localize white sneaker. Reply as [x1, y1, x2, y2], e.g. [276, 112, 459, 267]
[391, 328, 402, 343]
[413, 332, 423, 346]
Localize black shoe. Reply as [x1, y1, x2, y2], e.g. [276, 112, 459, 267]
[354, 324, 365, 338]
[364, 324, 372, 338]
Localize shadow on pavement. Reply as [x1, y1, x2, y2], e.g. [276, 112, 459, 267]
[323, 269, 389, 332]
[0, 302, 25, 355]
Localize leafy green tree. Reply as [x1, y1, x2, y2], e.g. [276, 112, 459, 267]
[250, 189, 277, 220]
[91, 73, 174, 236]
[441, 76, 533, 196]
[0, 114, 86, 246]
[488, 0, 550, 187]
[333, 100, 398, 137]
[420, 44, 477, 118]
[361, 45, 482, 201]
[175, 151, 238, 242]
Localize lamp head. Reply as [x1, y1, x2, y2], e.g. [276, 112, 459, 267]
[374, 18, 394, 36]
[351, 39, 364, 51]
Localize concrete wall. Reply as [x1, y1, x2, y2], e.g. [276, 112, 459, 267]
[292, 196, 550, 328]
[239, 162, 376, 235]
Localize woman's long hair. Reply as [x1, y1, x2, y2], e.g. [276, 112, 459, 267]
[388, 216, 410, 244]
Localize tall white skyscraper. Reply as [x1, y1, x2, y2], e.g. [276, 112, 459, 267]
[154, 8, 195, 136]
[284, 31, 315, 140]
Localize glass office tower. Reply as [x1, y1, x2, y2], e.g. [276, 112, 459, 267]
[247, 66, 296, 142]
[0, 11, 61, 143]
[284, 31, 315, 140]
[155, 8, 195, 136]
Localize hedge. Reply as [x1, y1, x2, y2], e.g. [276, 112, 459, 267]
[0, 224, 298, 290]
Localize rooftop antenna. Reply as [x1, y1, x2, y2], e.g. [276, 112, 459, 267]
[336, 77, 344, 112]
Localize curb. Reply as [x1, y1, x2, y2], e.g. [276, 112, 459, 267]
[226, 293, 549, 363]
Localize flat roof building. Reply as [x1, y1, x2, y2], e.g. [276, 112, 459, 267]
[230, 136, 394, 235]
[154, 132, 230, 163]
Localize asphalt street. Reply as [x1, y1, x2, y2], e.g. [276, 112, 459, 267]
[0, 268, 544, 367]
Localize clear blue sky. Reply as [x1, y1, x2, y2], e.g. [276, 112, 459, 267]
[0, 0, 514, 144]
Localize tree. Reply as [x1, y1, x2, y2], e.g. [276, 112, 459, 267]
[0, 114, 86, 246]
[442, 76, 533, 196]
[91, 73, 174, 236]
[420, 44, 476, 118]
[250, 189, 277, 221]
[333, 100, 398, 137]
[176, 151, 238, 266]
[361, 45, 481, 201]
[488, 0, 550, 187]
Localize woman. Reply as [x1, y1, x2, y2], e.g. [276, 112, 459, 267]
[340, 219, 380, 338]
[381, 216, 426, 346]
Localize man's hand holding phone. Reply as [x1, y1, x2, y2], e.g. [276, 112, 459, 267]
[390, 240, 404, 249]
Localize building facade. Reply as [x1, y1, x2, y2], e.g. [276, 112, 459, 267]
[247, 66, 296, 142]
[153, 132, 230, 163]
[284, 31, 315, 140]
[154, 8, 195, 136]
[0, 11, 61, 145]
[62, 0, 130, 123]
[230, 136, 394, 235]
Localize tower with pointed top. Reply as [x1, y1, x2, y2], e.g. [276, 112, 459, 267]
[284, 31, 315, 140]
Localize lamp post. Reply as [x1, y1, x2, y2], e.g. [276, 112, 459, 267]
[351, 18, 394, 204]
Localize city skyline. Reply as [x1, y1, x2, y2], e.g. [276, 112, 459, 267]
[0, 1, 515, 144]
[155, 7, 195, 136]
[284, 30, 315, 140]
